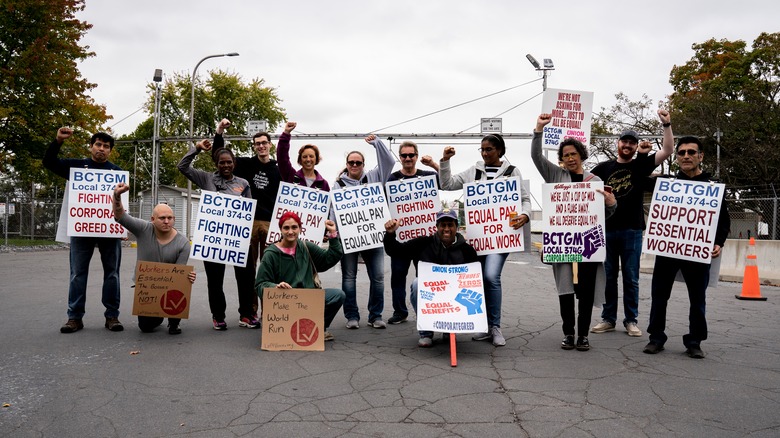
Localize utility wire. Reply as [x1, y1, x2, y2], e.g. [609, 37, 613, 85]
[109, 106, 146, 129]
[369, 78, 542, 133]
[456, 90, 544, 133]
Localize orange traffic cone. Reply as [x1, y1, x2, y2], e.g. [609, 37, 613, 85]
[736, 238, 767, 300]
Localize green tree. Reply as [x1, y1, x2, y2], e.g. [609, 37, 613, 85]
[115, 69, 287, 191]
[0, 0, 109, 189]
[668, 32, 780, 189]
[589, 92, 671, 173]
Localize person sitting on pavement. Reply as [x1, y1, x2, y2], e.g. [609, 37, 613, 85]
[112, 183, 196, 334]
[255, 212, 346, 341]
[383, 209, 479, 347]
[531, 113, 617, 351]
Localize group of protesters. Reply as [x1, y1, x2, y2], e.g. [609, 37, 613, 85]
[44, 108, 729, 358]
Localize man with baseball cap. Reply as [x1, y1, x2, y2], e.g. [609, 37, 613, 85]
[590, 110, 675, 337]
[383, 209, 479, 347]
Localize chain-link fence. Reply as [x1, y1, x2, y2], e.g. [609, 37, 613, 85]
[0, 193, 140, 244]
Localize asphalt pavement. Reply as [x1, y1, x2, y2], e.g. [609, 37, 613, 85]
[1, 247, 778, 437]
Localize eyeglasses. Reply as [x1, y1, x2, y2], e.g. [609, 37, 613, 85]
[677, 149, 700, 156]
[562, 152, 579, 159]
[253, 141, 271, 146]
[479, 147, 496, 153]
[399, 153, 417, 159]
[347, 160, 364, 166]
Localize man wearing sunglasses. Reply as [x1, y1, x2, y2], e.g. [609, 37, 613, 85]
[211, 118, 282, 328]
[644, 136, 730, 359]
[590, 110, 674, 339]
[385, 141, 440, 325]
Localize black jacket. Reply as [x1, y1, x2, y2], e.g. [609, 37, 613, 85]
[383, 231, 479, 274]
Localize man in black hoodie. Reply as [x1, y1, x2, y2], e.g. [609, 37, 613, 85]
[643, 136, 730, 359]
[383, 209, 479, 347]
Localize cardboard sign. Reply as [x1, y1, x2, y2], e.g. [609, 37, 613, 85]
[643, 179, 725, 263]
[332, 182, 391, 254]
[541, 181, 606, 263]
[190, 191, 257, 267]
[541, 88, 594, 149]
[385, 175, 440, 242]
[67, 168, 129, 238]
[267, 182, 331, 245]
[132, 261, 193, 318]
[416, 262, 487, 333]
[261, 288, 325, 351]
[463, 177, 525, 255]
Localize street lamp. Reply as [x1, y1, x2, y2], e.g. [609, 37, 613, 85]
[151, 68, 163, 206]
[186, 52, 239, 239]
[526, 54, 554, 91]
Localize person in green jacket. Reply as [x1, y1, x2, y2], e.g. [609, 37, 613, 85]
[255, 211, 346, 341]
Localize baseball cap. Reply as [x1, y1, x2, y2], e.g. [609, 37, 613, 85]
[619, 130, 639, 142]
[436, 209, 458, 224]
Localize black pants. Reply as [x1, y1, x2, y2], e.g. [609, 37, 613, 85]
[138, 316, 180, 332]
[559, 262, 598, 337]
[203, 260, 256, 321]
[647, 255, 709, 348]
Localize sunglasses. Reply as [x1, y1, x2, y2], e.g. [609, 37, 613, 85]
[347, 160, 364, 166]
[399, 153, 417, 159]
[677, 149, 700, 156]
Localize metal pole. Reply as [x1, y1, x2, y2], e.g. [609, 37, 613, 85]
[30, 182, 34, 240]
[715, 129, 722, 179]
[4, 195, 8, 246]
[152, 82, 162, 205]
[187, 52, 239, 239]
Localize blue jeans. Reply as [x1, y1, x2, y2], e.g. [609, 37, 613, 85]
[601, 229, 642, 326]
[390, 256, 412, 318]
[68, 236, 122, 319]
[341, 247, 384, 322]
[480, 252, 509, 328]
[409, 278, 432, 338]
[323, 288, 347, 329]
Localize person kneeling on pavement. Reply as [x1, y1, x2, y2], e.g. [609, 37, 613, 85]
[383, 209, 480, 347]
[255, 212, 346, 341]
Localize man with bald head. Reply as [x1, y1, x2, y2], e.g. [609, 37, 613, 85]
[113, 183, 195, 334]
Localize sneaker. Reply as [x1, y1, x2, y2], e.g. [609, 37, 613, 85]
[472, 332, 492, 341]
[561, 335, 575, 350]
[105, 317, 124, 332]
[491, 326, 506, 346]
[212, 319, 228, 331]
[367, 319, 387, 329]
[643, 342, 664, 354]
[238, 316, 260, 329]
[346, 319, 360, 329]
[387, 315, 408, 324]
[60, 319, 83, 333]
[625, 322, 642, 337]
[168, 322, 182, 335]
[686, 345, 705, 359]
[323, 331, 334, 342]
[418, 336, 433, 348]
[591, 320, 616, 333]
[576, 336, 590, 351]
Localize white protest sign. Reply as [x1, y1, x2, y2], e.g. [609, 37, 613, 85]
[416, 261, 487, 333]
[385, 175, 440, 242]
[463, 177, 525, 255]
[643, 178, 725, 263]
[67, 168, 129, 238]
[267, 182, 331, 245]
[332, 182, 391, 254]
[190, 190, 257, 267]
[541, 181, 606, 263]
[541, 88, 594, 149]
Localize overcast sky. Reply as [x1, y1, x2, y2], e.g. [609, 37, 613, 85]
[75, 0, 778, 207]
